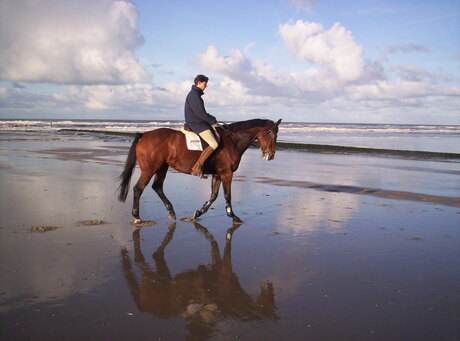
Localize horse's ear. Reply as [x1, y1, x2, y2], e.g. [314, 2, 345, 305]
[275, 119, 282, 126]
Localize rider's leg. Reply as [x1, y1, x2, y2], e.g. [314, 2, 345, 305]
[191, 130, 219, 177]
[199, 129, 219, 150]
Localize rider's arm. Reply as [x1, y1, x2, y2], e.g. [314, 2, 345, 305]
[188, 93, 217, 125]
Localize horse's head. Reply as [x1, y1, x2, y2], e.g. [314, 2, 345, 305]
[257, 119, 282, 161]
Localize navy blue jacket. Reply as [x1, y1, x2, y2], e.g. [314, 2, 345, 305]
[184, 85, 217, 133]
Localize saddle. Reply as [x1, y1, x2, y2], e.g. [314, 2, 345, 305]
[180, 124, 220, 151]
[181, 124, 221, 176]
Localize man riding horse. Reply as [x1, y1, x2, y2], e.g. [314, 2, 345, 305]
[117, 85, 282, 223]
[184, 74, 219, 178]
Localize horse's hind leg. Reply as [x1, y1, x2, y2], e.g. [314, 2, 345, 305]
[132, 171, 153, 223]
[192, 175, 222, 220]
[152, 164, 176, 220]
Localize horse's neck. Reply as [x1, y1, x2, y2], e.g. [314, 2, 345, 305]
[232, 128, 260, 153]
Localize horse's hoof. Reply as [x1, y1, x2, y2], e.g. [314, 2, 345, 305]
[168, 213, 177, 221]
[233, 216, 244, 224]
[192, 210, 201, 219]
[181, 217, 196, 222]
[133, 218, 142, 225]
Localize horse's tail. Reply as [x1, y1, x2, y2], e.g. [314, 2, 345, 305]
[117, 133, 143, 202]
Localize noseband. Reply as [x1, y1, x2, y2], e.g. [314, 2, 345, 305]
[258, 127, 276, 156]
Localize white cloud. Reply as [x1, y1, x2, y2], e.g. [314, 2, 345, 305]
[289, 0, 316, 11]
[206, 77, 273, 106]
[61, 79, 270, 114]
[197, 46, 252, 76]
[0, 0, 150, 85]
[1, 12, 458, 124]
[193, 20, 459, 123]
[0, 86, 60, 111]
[66, 85, 155, 110]
[436, 86, 460, 96]
[53, 81, 192, 114]
[347, 80, 432, 101]
[279, 21, 365, 82]
[197, 21, 369, 98]
[386, 44, 430, 54]
[197, 45, 293, 98]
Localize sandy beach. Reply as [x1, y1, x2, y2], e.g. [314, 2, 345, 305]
[1, 133, 459, 340]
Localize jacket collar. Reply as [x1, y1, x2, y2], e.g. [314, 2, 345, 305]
[191, 85, 204, 95]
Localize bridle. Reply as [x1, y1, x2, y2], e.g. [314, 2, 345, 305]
[257, 126, 277, 160]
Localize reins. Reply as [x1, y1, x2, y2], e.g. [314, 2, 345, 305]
[217, 122, 233, 136]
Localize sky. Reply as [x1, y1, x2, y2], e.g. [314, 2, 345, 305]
[0, 0, 459, 124]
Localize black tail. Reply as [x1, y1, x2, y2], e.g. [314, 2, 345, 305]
[117, 133, 143, 202]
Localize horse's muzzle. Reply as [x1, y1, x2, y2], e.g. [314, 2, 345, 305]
[262, 151, 275, 161]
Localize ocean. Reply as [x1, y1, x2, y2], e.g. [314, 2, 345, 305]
[1, 119, 459, 154]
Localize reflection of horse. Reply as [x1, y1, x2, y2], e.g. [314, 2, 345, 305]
[121, 223, 277, 340]
[117, 119, 281, 224]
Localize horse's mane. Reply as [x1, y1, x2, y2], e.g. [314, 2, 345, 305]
[227, 119, 271, 132]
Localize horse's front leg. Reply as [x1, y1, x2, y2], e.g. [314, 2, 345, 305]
[193, 175, 221, 219]
[222, 173, 243, 224]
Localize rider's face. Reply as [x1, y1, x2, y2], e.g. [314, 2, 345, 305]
[197, 81, 208, 91]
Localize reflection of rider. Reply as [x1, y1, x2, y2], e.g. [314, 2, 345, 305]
[121, 223, 277, 340]
[184, 74, 220, 178]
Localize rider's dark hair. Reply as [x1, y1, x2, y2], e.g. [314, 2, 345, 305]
[194, 74, 209, 85]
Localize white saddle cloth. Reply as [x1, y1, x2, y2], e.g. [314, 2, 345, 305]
[181, 128, 203, 151]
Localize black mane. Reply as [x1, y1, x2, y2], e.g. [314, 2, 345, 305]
[227, 119, 272, 132]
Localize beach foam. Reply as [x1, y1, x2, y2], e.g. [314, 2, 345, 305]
[1, 119, 460, 153]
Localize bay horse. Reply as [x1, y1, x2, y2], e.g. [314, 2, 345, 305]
[117, 118, 282, 224]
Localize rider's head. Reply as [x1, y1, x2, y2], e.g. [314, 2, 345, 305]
[194, 74, 209, 91]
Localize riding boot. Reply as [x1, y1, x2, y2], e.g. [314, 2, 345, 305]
[191, 146, 215, 178]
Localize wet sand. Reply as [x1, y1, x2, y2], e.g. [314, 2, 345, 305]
[1, 135, 459, 340]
